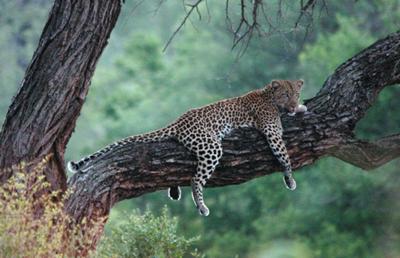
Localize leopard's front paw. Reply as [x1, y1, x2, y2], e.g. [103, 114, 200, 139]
[283, 175, 297, 190]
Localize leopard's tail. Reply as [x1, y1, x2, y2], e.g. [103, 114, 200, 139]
[67, 125, 176, 173]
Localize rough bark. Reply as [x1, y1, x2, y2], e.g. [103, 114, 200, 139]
[0, 0, 122, 190]
[65, 32, 400, 222]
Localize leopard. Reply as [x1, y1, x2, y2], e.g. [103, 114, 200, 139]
[68, 79, 307, 216]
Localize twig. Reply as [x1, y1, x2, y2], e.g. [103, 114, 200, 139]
[162, 0, 203, 52]
[294, 0, 317, 28]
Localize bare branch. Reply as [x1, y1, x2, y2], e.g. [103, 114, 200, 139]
[162, 0, 203, 52]
[204, 0, 211, 23]
[164, 0, 327, 55]
[151, 0, 167, 16]
[119, 0, 146, 30]
[225, 0, 233, 33]
[295, 0, 317, 28]
[230, 0, 263, 57]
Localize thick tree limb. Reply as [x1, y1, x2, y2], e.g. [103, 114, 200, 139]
[66, 31, 400, 222]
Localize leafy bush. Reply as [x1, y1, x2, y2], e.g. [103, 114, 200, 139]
[96, 207, 202, 258]
[0, 156, 101, 258]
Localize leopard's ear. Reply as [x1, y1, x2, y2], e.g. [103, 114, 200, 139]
[270, 80, 280, 89]
[296, 79, 304, 89]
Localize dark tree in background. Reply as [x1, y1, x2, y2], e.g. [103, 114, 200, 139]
[0, 0, 399, 253]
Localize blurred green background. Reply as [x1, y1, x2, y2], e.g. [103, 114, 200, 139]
[1, 1, 399, 257]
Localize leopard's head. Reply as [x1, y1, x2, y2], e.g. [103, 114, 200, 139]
[270, 79, 304, 114]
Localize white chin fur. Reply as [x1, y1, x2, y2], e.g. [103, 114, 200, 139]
[288, 104, 307, 116]
[296, 104, 307, 113]
[67, 161, 77, 173]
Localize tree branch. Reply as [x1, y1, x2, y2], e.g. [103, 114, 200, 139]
[66, 31, 400, 222]
[305, 31, 400, 126]
[162, 0, 203, 52]
[165, 0, 324, 54]
[329, 134, 400, 170]
[294, 0, 317, 28]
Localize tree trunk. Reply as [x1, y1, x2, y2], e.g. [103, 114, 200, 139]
[0, 0, 122, 191]
[65, 32, 400, 225]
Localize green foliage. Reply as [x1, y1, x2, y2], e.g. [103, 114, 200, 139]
[96, 207, 202, 258]
[115, 33, 165, 82]
[248, 158, 399, 258]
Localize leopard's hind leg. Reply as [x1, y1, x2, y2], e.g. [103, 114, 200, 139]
[183, 135, 222, 216]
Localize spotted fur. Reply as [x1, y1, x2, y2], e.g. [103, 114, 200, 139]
[68, 79, 306, 216]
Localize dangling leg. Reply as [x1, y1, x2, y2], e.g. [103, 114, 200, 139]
[168, 186, 181, 200]
[191, 140, 222, 216]
[263, 127, 296, 190]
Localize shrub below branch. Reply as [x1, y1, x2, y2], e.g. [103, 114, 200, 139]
[96, 207, 202, 258]
[0, 157, 103, 258]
